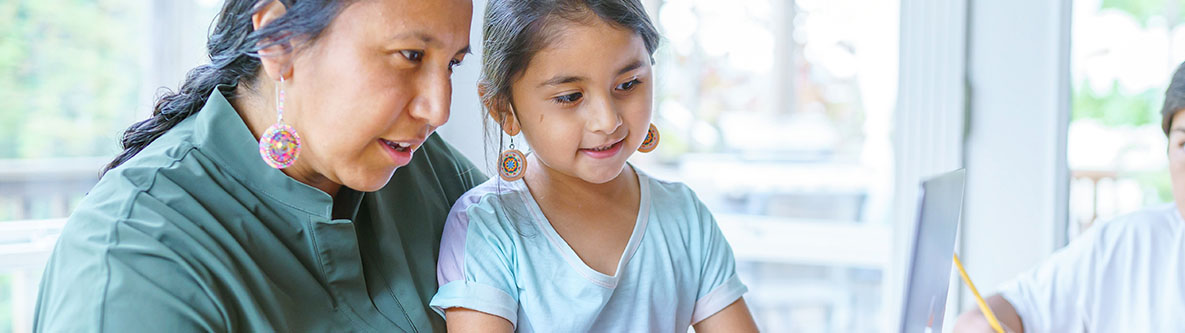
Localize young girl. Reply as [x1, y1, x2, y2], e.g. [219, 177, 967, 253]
[430, 0, 758, 331]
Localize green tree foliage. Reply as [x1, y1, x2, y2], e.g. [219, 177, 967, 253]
[1102, 0, 1185, 25]
[1072, 81, 1161, 126]
[1072, 0, 1177, 126]
[0, 0, 142, 159]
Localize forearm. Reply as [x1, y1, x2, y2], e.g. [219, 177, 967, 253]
[445, 308, 514, 333]
[692, 298, 759, 333]
[953, 294, 1024, 333]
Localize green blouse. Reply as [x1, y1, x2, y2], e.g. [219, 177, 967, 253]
[33, 86, 486, 332]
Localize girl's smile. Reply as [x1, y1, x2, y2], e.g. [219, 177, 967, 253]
[579, 137, 627, 159]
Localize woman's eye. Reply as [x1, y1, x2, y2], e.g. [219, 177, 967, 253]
[553, 92, 583, 104]
[400, 50, 424, 62]
[448, 59, 462, 73]
[617, 78, 642, 91]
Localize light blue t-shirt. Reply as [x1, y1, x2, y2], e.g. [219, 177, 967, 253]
[429, 168, 747, 332]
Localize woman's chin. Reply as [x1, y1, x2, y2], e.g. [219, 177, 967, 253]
[344, 168, 399, 192]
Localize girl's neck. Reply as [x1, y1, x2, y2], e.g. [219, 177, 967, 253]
[522, 155, 639, 205]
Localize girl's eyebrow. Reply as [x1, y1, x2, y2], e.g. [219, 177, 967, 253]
[616, 60, 644, 76]
[537, 59, 647, 88]
[539, 75, 585, 87]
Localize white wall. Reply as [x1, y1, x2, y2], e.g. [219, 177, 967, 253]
[893, 0, 968, 329]
[438, 0, 501, 176]
[961, 0, 1072, 312]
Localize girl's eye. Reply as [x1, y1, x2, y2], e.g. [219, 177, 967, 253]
[553, 92, 583, 104]
[617, 78, 642, 91]
[400, 50, 424, 62]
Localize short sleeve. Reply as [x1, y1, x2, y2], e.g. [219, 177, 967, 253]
[689, 196, 748, 324]
[429, 194, 521, 327]
[997, 221, 1106, 333]
[34, 207, 225, 332]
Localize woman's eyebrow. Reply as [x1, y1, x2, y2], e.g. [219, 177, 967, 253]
[390, 30, 470, 56]
[391, 30, 437, 45]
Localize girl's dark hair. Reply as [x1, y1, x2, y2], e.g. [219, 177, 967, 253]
[479, 0, 661, 125]
[102, 0, 357, 175]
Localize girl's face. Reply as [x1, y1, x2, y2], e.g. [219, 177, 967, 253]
[267, 0, 472, 193]
[506, 18, 654, 184]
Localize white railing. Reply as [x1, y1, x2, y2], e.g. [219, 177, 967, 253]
[0, 158, 104, 220]
[1, 158, 100, 332]
[1, 218, 66, 333]
[718, 214, 891, 268]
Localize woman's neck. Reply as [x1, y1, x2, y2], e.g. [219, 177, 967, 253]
[229, 83, 342, 197]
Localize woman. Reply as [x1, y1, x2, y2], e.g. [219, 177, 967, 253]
[33, 0, 482, 331]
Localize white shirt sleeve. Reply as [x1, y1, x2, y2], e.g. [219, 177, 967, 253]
[997, 222, 1109, 333]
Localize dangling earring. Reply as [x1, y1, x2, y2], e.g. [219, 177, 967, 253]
[259, 76, 302, 169]
[499, 137, 527, 181]
[637, 123, 660, 153]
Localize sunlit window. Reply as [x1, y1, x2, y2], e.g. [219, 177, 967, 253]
[1067, 0, 1181, 238]
[637, 0, 898, 331]
[0, 1, 221, 331]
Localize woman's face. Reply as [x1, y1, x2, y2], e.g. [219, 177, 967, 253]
[280, 0, 472, 192]
[506, 18, 654, 184]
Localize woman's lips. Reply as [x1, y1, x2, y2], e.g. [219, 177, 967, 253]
[579, 138, 625, 159]
[379, 138, 419, 166]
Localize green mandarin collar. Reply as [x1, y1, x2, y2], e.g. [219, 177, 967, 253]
[190, 84, 360, 220]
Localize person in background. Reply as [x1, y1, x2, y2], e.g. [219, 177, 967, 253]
[953, 61, 1185, 332]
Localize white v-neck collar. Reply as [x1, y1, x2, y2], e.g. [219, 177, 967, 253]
[510, 168, 652, 289]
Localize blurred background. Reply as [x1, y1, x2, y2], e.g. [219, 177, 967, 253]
[0, 0, 1178, 332]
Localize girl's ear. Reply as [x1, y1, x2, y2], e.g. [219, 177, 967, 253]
[254, 0, 294, 81]
[478, 83, 521, 136]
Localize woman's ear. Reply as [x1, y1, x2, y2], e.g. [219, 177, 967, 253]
[253, 0, 293, 81]
[478, 83, 521, 136]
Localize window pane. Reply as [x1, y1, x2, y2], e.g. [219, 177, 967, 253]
[1067, 0, 1178, 240]
[639, 0, 898, 331]
[0, 1, 220, 331]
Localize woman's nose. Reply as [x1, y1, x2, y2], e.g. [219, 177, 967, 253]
[409, 69, 452, 128]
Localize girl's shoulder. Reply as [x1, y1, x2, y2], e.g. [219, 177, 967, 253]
[634, 166, 707, 210]
[445, 177, 535, 229]
[632, 166, 720, 233]
[452, 177, 531, 209]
